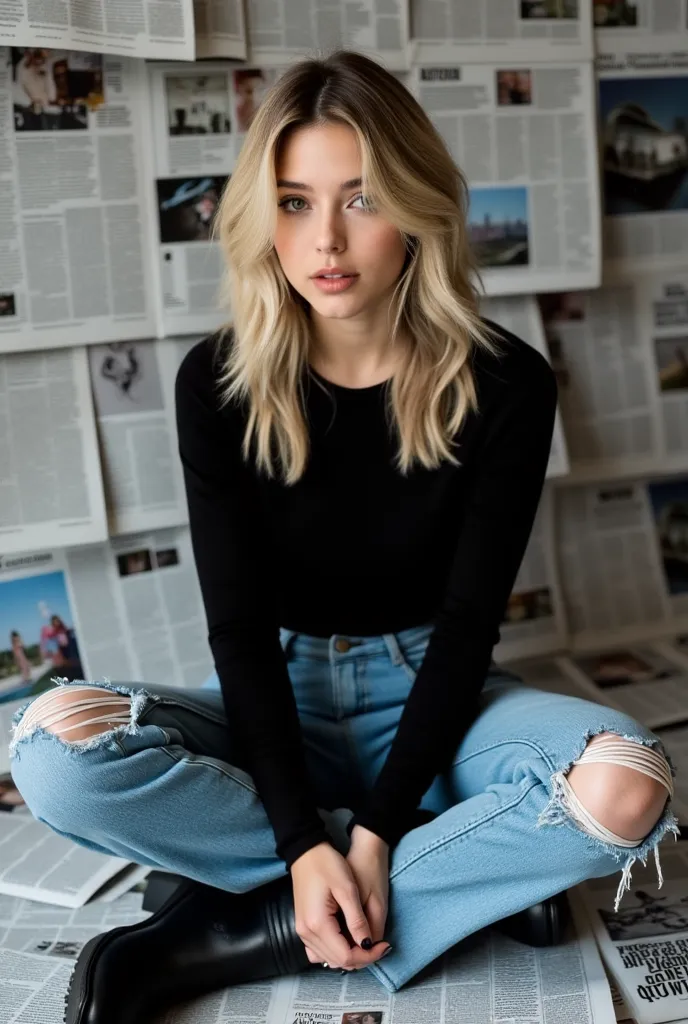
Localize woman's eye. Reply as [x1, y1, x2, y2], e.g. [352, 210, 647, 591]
[279, 196, 307, 213]
[278, 194, 375, 214]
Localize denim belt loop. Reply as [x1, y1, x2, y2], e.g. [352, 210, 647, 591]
[382, 632, 405, 667]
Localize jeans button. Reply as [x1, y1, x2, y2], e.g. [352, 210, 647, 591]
[334, 638, 351, 653]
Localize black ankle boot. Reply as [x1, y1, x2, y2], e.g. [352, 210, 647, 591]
[493, 892, 570, 947]
[64, 873, 312, 1024]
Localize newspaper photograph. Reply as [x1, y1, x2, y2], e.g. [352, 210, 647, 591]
[576, 848, 688, 1024]
[495, 492, 569, 662]
[0, 948, 73, 1024]
[410, 0, 594, 64]
[244, 0, 410, 71]
[595, 0, 688, 55]
[147, 61, 283, 336]
[0, 48, 157, 354]
[556, 476, 688, 649]
[598, 50, 688, 272]
[2, 0, 194, 60]
[88, 336, 200, 536]
[194, 0, 248, 59]
[0, 345, 108, 555]
[482, 294, 570, 478]
[538, 267, 688, 479]
[411, 60, 601, 296]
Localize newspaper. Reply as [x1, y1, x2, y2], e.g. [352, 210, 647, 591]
[1, 1, 194, 60]
[0, 807, 131, 908]
[0, 346, 108, 555]
[597, 50, 688, 272]
[147, 60, 277, 336]
[0, 890, 149, 957]
[494, 491, 569, 663]
[88, 336, 201, 536]
[575, 847, 688, 1024]
[0, 948, 73, 1024]
[538, 269, 688, 480]
[410, 0, 594, 64]
[411, 59, 601, 296]
[595, 1, 688, 56]
[1, 700, 24, 775]
[0, 530, 214, 707]
[194, 0, 247, 58]
[556, 476, 688, 649]
[481, 294, 570, 478]
[0, 48, 158, 354]
[244, 0, 410, 70]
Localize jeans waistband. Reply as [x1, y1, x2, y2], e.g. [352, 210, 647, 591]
[279, 622, 435, 663]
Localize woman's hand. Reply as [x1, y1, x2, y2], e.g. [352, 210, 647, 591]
[290, 841, 392, 971]
[345, 825, 390, 944]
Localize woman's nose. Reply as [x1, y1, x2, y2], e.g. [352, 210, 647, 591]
[315, 207, 345, 252]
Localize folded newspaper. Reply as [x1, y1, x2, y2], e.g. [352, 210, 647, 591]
[577, 847, 688, 1024]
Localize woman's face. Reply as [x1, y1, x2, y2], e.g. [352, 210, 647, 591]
[273, 122, 407, 325]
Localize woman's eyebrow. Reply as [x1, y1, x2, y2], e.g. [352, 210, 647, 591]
[275, 177, 362, 191]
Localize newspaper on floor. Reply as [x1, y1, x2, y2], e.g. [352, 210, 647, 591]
[244, 0, 411, 71]
[481, 294, 570, 479]
[410, 0, 594, 64]
[0, 889, 150, 957]
[88, 336, 202, 537]
[161, 893, 615, 1024]
[0, 48, 158, 354]
[409, 59, 601, 296]
[0, 948, 74, 1024]
[0, 346, 108, 556]
[595, 0, 688, 56]
[0, 807, 132, 908]
[494, 491, 569, 662]
[0, 529, 214, 703]
[574, 846, 688, 1024]
[194, 0, 248, 58]
[538, 268, 688, 481]
[1, 700, 25, 774]
[597, 49, 688, 273]
[147, 60, 284, 336]
[2, 1, 194, 60]
[556, 475, 688, 649]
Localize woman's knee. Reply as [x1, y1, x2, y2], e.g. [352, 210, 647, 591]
[12, 685, 132, 745]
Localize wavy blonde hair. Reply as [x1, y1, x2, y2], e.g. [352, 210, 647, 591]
[215, 49, 499, 485]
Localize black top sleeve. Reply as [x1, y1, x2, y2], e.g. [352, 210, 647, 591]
[346, 344, 558, 848]
[174, 338, 331, 869]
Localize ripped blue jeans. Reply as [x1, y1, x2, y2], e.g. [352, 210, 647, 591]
[8, 623, 680, 993]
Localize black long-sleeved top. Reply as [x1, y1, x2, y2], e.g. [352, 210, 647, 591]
[174, 323, 558, 870]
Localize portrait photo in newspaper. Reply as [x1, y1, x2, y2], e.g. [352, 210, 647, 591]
[11, 47, 104, 132]
[156, 175, 227, 243]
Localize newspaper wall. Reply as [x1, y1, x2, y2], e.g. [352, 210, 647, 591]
[598, 50, 688, 272]
[0, 529, 214, 707]
[244, 0, 410, 71]
[595, 0, 688, 55]
[556, 476, 688, 650]
[89, 336, 200, 536]
[0, 0, 194, 60]
[410, 0, 594, 64]
[538, 269, 688, 480]
[0, 346, 108, 556]
[411, 60, 601, 295]
[147, 60, 286, 336]
[482, 294, 570, 478]
[194, 0, 248, 59]
[0, 49, 157, 354]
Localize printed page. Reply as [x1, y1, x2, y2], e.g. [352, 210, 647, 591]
[0, 808, 130, 908]
[598, 50, 688, 272]
[0, 948, 73, 1024]
[411, 0, 594, 64]
[1, 1, 194, 60]
[89, 336, 200, 536]
[194, 0, 248, 58]
[411, 60, 601, 295]
[245, 0, 410, 70]
[482, 293, 570, 478]
[0, 346, 108, 555]
[595, 0, 688, 55]
[0, 49, 157, 353]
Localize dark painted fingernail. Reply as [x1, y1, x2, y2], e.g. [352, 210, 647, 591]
[360, 937, 373, 950]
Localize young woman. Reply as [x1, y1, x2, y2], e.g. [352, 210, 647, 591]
[8, 51, 678, 1024]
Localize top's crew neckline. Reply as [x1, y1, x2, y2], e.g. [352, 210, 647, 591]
[306, 364, 392, 394]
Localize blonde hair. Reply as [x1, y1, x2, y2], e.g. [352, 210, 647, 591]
[215, 49, 499, 485]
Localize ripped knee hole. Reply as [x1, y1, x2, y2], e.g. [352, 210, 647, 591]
[12, 687, 132, 744]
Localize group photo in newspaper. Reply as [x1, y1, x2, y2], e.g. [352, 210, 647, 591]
[2, 1, 688, 1023]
